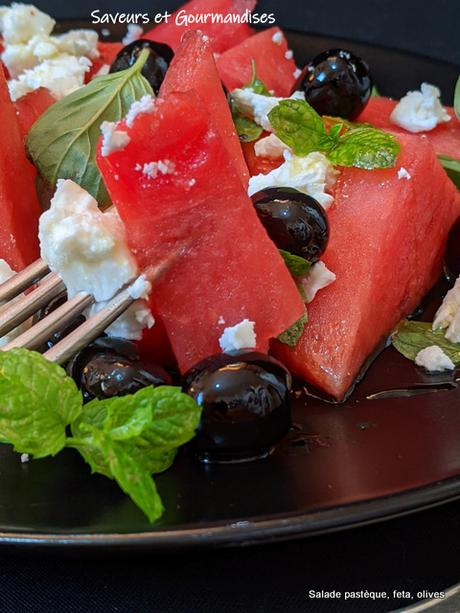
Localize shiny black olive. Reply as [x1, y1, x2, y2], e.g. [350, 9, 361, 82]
[110, 39, 174, 94]
[294, 49, 372, 120]
[183, 351, 292, 463]
[446, 217, 460, 280]
[251, 187, 329, 262]
[67, 337, 171, 402]
[35, 294, 86, 352]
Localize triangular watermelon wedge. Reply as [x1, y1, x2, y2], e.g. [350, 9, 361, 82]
[144, 0, 255, 53]
[272, 134, 460, 400]
[358, 96, 460, 160]
[160, 30, 249, 187]
[97, 90, 304, 372]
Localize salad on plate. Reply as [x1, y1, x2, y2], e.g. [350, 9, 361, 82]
[0, 0, 459, 523]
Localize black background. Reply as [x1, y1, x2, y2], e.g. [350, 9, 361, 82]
[3, 1, 460, 612]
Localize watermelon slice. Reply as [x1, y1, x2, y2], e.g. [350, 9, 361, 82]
[216, 27, 298, 97]
[358, 96, 460, 160]
[97, 90, 305, 372]
[14, 88, 55, 139]
[272, 134, 460, 400]
[0, 65, 41, 270]
[144, 0, 255, 53]
[160, 30, 249, 187]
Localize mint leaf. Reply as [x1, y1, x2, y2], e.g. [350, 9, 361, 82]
[243, 60, 271, 96]
[454, 75, 460, 121]
[328, 125, 399, 169]
[278, 312, 308, 346]
[268, 99, 328, 156]
[232, 111, 263, 142]
[371, 84, 380, 97]
[27, 48, 153, 208]
[0, 349, 82, 457]
[279, 249, 311, 277]
[438, 154, 460, 189]
[392, 320, 460, 363]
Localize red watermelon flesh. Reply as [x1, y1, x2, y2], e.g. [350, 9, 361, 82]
[242, 138, 283, 176]
[216, 27, 298, 97]
[160, 30, 249, 187]
[272, 134, 460, 401]
[97, 90, 305, 372]
[14, 87, 55, 139]
[0, 65, 41, 271]
[144, 0, 255, 53]
[358, 96, 460, 160]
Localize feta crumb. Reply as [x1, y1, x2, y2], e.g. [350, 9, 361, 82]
[100, 121, 131, 157]
[86, 299, 154, 341]
[285, 49, 293, 60]
[125, 94, 155, 128]
[20, 453, 30, 463]
[127, 274, 151, 300]
[230, 88, 305, 132]
[188, 178, 196, 187]
[54, 29, 99, 59]
[217, 315, 226, 325]
[397, 167, 411, 180]
[272, 31, 282, 45]
[248, 151, 339, 209]
[101, 28, 111, 37]
[433, 277, 460, 332]
[219, 319, 256, 353]
[142, 159, 175, 178]
[415, 346, 455, 373]
[390, 83, 451, 133]
[300, 261, 336, 303]
[254, 133, 290, 158]
[8, 54, 91, 101]
[95, 63, 110, 77]
[293, 68, 302, 79]
[0, 3, 55, 44]
[122, 24, 143, 46]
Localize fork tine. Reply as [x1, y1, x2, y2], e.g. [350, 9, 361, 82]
[3, 291, 94, 352]
[0, 273, 65, 337]
[0, 258, 49, 303]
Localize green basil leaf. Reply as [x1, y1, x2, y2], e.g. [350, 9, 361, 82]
[392, 320, 460, 364]
[268, 99, 329, 156]
[438, 154, 460, 189]
[0, 349, 82, 458]
[27, 48, 153, 208]
[279, 249, 311, 277]
[328, 126, 399, 169]
[278, 311, 308, 346]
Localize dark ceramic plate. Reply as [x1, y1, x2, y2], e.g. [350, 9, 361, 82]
[1, 23, 460, 550]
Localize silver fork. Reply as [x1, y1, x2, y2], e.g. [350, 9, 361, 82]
[0, 256, 174, 365]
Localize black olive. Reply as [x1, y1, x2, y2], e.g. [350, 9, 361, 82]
[110, 39, 174, 94]
[183, 351, 292, 463]
[35, 294, 86, 352]
[251, 187, 329, 262]
[67, 337, 171, 402]
[446, 217, 460, 280]
[293, 49, 372, 120]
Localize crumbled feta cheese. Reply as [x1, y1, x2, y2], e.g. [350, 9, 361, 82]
[101, 28, 111, 37]
[415, 346, 455, 373]
[285, 49, 293, 60]
[293, 68, 302, 80]
[248, 151, 339, 209]
[39, 180, 154, 341]
[8, 54, 91, 100]
[300, 261, 336, 303]
[433, 277, 460, 332]
[100, 121, 131, 157]
[445, 309, 460, 343]
[0, 259, 30, 347]
[217, 315, 226, 325]
[254, 133, 290, 158]
[122, 24, 143, 46]
[20, 453, 30, 463]
[0, 3, 54, 44]
[219, 319, 256, 353]
[230, 89, 305, 132]
[125, 94, 155, 128]
[272, 31, 282, 45]
[54, 29, 99, 59]
[397, 167, 411, 180]
[390, 83, 451, 133]
[142, 159, 175, 178]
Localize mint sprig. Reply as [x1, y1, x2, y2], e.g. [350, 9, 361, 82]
[278, 311, 308, 346]
[231, 60, 270, 142]
[279, 249, 311, 277]
[0, 349, 201, 523]
[392, 320, 460, 364]
[243, 60, 272, 96]
[268, 99, 400, 169]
